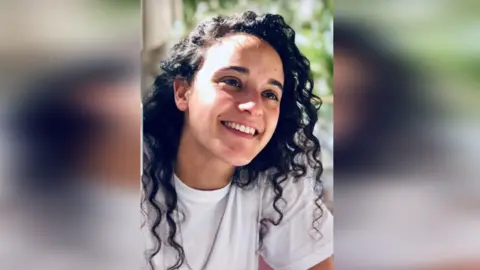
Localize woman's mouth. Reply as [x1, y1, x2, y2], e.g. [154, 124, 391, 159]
[221, 121, 259, 136]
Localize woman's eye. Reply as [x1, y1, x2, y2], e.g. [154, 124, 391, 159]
[262, 91, 279, 101]
[220, 78, 242, 88]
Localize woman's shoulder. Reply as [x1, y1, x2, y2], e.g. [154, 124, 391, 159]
[256, 169, 322, 211]
[258, 168, 319, 191]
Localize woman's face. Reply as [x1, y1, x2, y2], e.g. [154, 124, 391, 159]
[175, 33, 284, 166]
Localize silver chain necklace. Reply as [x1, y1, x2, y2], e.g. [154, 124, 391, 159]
[170, 181, 230, 270]
[176, 207, 227, 270]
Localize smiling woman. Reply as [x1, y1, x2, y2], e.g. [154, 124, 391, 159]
[142, 11, 333, 270]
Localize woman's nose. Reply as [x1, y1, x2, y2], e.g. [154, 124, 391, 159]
[238, 100, 263, 116]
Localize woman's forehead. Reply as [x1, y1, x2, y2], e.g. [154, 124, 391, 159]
[202, 33, 283, 72]
[216, 33, 265, 47]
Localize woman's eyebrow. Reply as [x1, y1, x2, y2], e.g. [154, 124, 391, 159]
[217, 65, 283, 90]
[217, 65, 249, 74]
[268, 79, 283, 91]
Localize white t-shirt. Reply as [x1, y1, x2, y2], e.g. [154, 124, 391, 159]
[143, 173, 333, 270]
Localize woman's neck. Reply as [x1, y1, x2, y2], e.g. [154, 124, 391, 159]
[175, 129, 234, 191]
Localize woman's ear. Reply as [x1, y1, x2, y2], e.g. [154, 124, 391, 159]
[173, 78, 191, 111]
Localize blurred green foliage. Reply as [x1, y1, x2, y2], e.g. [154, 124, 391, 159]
[103, 0, 139, 9]
[97, 0, 139, 28]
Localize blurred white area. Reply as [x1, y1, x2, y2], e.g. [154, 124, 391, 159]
[336, 175, 480, 270]
[335, 1, 480, 269]
[0, 181, 142, 270]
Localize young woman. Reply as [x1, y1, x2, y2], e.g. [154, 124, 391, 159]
[142, 11, 333, 270]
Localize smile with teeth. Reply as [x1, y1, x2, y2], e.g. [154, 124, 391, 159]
[222, 121, 258, 136]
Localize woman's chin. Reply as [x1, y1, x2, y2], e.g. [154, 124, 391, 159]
[215, 145, 258, 167]
[220, 153, 254, 167]
[232, 160, 252, 167]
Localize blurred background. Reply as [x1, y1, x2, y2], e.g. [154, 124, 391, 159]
[3, 0, 479, 270]
[0, 1, 142, 269]
[334, 0, 480, 269]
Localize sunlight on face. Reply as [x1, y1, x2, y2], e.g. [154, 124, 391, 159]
[184, 33, 284, 166]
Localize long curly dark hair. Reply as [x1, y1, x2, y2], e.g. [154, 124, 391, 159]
[142, 11, 325, 270]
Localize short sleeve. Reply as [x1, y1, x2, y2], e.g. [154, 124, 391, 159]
[260, 175, 333, 270]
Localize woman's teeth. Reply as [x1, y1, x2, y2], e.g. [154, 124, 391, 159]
[223, 121, 256, 135]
